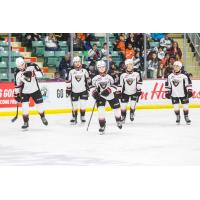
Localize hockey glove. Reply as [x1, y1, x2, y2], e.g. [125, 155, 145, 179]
[23, 71, 32, 78]
[14, 93, 21, 102]
[101, 87, 112, 97]
[66, 89, 71, 98]
[136, 90, 142, 97]
[92, 90, 100, 100]
[165, 91, 171, 99]
[115, 91, 122, 99]
[187, 89, 193, 98]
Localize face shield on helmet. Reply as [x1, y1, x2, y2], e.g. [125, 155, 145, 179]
[16, 57, 25, 70]
[73, 56, 81, 68]
[97, 60, 107, 74]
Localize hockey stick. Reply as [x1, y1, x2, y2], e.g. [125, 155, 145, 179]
[86, 101, 96, 131]
[11, 103, 19, 122]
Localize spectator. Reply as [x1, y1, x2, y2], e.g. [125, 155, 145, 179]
[101, 43, 109, 60]
[73, 34, 84, 51]
[133, 49, 144, 71]
[164, 55, 176, 78]
[125, 33, 135, 48]
[88, 61, 97, 81]
[109, 62, 120, 85]
[157, 61, 165, 78]
[88, 43, 101, 61]
[114, 34, 126, 57]
[134, 33, 144, 51]
[25, 33, 42, 50]
[53, 71, 64, 81]
[125, 43, 135, 59]
[157, 46, 165, 60]
[167, 41, 182, 59]
[147, 52, 159, 78]
[161, 53, 170, 67]
[45, 33, 60, 51]
[151, 33, 165, 42]
[160, 33, 173, 50]
[58, 53, 71, 79]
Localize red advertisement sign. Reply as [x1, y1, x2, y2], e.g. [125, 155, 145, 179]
[0, 82, 34, 108]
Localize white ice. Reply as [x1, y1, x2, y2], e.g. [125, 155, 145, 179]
[0, 108, 200, 165]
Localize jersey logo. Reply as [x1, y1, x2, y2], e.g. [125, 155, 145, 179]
[75, 75, 82, 82]
[172, 79, 180, 87]
[99, 82, 107, 89]
[126, 78, 134, 85]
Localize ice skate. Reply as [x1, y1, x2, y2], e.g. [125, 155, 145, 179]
[184, 115, 191, 125]
[80, 116, 86, 123]
[21, 121, 29, 129]
[41, 116, 48, 126]
[176, 115, 181, 124]
[130, 110, 135, 121]
[99, 125, 106, 135]
[70, 116, 77, 125]
[117, 121, 122, 129]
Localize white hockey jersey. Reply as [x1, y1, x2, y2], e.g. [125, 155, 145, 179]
[92, 74, 118, 101]
[15, 63, 43, 94]
[68, 68, 89, 93]
[165, 72, 192, 98]
[120, 72, 142, 95]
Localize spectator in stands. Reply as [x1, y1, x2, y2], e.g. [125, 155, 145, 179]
[147, 51, 159, 78]
[101, 43, 109, 60]
[53, 71, 64, 81]
[113, 34, 126, 60]
[25, 33, 42, 50]
[164, 55, 176, 78]
[88, 61, 97, 81]
[167, 41, 182, 59]
[134, 33, 144, 51]
[45, 33, 60, 51]
[160, 33, 173, 50]
[88, 43, 101, 61]
[151, 33, 165, 42]
[72, 33, 84, 51]
[133, 49, 144, 71]
[125, 43, 135, 59]
[157, 61, 166, 78]
[125, 33, 135, 48]
[157, 46, 165, 60]
[161, 53, 170, 67]
[108, 62, 120, 85]
[58, 52, 71, 79]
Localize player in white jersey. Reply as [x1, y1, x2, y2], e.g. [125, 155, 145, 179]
[119, 59, 142, 123]
[91, 60, 122, 134]
[165, 61, 192, 124]
[14, 57, 48, 129]
[66, 56, 90, 124]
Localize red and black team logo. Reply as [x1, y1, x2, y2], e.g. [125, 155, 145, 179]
[126, 78, 134, 85]
[75, 75, 82, 82]
[99, 82, 108, 89]
[172, 79, 180, 87]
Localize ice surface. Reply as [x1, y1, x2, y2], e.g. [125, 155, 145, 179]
[0, 109, 200, 165]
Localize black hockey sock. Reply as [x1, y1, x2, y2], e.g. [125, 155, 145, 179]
[72, 110, 78, 118]
[99, 119, 106, 127]
[80, 109, 85, 117]
[23, 115, 29, 122]
[121, 110, 126, 118]
[174, 110, 180, 116]
[130, 108, 135, 114]
[39, 112, 45, 118]
[183, 109, 189, 116]
[115, 116, 121, 122]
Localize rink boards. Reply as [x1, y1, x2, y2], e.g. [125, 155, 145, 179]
[0, 80, 200, 116]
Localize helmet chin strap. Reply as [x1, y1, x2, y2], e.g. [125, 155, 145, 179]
[174, 69, 181, 75]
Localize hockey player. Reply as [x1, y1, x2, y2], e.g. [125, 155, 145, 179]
[119, 59, 142, 123]
[14, 57, 48, 129]
[91, 60, 122, 134]
[66, 56, 90, 124]
[165, 61, 192, 124]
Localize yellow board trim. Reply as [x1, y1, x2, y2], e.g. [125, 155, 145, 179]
[1, 104, 200, 116]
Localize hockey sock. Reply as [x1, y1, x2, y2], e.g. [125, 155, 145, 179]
[23, 114, 29, 122]
[99, 118, 106, 127]
[130, 100, 136, 112]
[22, 102, 29, 116]
[183, 104, 189, 116]
[80, 109, 86, 117]
[173, 104, 180, 116]
[114, 108, 122, 122]
[35, 103, 45, 116]
[121, 109, 127, 118]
